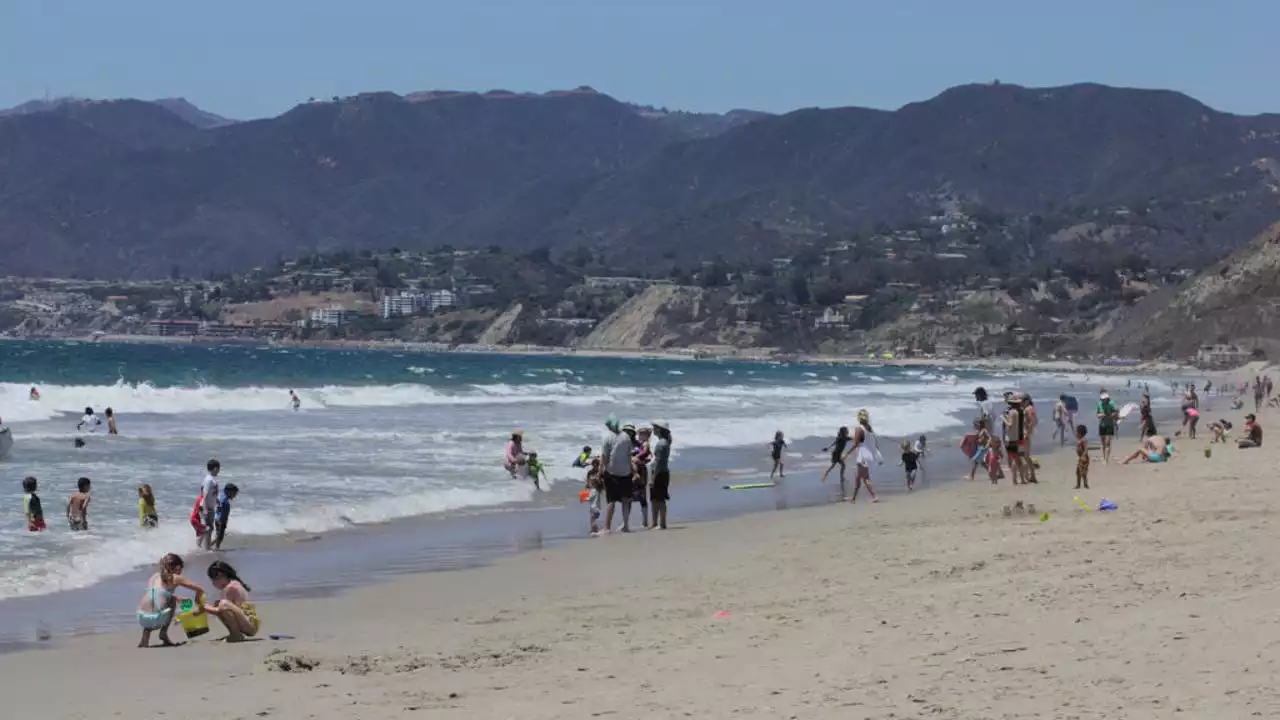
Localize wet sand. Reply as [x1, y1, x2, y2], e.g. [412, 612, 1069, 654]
[5, 401, 1276, 718]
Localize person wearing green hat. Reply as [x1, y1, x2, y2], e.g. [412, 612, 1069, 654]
[600, 415, 635, 533]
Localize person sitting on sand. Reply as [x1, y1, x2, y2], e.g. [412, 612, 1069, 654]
[138, 553, 206, 648]
[1123, 436, 1172, 465]
[204, 560, 259, 642]
[1238, 414, 1263, 449]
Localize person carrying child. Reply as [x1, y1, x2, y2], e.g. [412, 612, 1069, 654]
[205, 560, 260, 642]
[23, 476, 46, 531]
[137, 553, 206, 648]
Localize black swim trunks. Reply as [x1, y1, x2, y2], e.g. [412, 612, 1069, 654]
[604, 473, 630, 504]
[632, 467, 649, 507]
[651, 471, 670, 502]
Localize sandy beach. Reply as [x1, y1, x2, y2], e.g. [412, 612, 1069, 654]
[4, 404, 1276, 719]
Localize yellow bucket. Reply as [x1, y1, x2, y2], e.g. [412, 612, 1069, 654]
[176, 598, 209, 638]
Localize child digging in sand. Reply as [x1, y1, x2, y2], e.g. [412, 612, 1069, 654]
[137, 553, 206, 648]
[205, 560, 260, 642]
[1075, 425, 1090, 490]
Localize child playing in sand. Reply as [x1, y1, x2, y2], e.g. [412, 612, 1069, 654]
[138, 484, 158, 528]
[213, 483, 239, 550]
[769, 431, 787, 480]
[1075, 425, 1090, 490]
[205, 560, 260, 642]
[899, 439, 920, 492]
[525, 452, 547, 490]
[585, 458, 603, 535]
[137, 553, 206, 648]
[66, 477, 91, 531]
[23, 476, 45, 532]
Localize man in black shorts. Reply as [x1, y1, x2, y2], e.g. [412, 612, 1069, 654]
[600, 416, 635, 533]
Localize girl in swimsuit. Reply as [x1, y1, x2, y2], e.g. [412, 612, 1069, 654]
[138, 553, 206, 648]
[819, 426, 850, 490]
[206, 560, 260, 642]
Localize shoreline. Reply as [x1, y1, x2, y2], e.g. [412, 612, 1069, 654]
[17, 333, 1214, 376]
[4, 399, 1275, 717]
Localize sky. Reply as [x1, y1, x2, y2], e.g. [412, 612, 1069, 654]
[2, 0, 1277, 120]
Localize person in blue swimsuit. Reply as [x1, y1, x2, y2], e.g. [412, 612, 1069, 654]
[137, 553, 207, 648]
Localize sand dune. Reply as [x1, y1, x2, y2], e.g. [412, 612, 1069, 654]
[5, 426, 1279, 718]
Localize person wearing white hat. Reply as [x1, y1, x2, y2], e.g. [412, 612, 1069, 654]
[651, 420, 672, 529]
[600, 415, 635, 533]
[1096, 391, 1119, 464]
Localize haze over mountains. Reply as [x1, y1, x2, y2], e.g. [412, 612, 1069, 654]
[1, 83, 1278, 279]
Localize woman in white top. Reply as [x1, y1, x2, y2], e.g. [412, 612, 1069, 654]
[842, 409, 882, 503]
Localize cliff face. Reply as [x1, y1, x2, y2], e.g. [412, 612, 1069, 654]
[1087, 221, 1280, 357]
[476, 303, 524, 346]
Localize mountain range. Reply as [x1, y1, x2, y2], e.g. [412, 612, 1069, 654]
[1, 83, 1278, 279]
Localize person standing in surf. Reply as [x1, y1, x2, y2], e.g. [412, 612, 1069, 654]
[819, 426, 850, 490]
[973, 387, 995, 428]
[197, 459, 221, 550]
[841, 410, 881, 503]
[1096, 391, 1119, 464]
[651, 420, 672, 530]
[631, 426, 653, 529]
[105, 407, 118, 435]
[504, 431, 527, 479]
[600, 415, 635, 533]
[289, 390, 301, 411]
[769, 431, 787, 481]
[76, 407, 102, 433]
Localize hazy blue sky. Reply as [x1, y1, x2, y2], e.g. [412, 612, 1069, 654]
[2, 0, 1275, 119]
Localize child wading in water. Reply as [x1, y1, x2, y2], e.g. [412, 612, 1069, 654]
[585, 458, 604, 535]
[769, 431, 787, 480]
[23, 476, 46, 531]
[205, 560, 260, 642]
[899, 439, 921, 492]
[526, 452, 548, 490]
[213, 483, 239, 550]
[820, 427, 851, 488]
[66, 477, 91, 531]
[1075, 425, 1091, 490]
[137, 553, 206, 648]
[138, 484, 158, 528]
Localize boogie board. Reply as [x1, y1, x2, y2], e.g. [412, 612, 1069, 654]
[722, 482, 777, 490]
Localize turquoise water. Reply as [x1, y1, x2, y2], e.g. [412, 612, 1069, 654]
[0, 340, 1082, 602]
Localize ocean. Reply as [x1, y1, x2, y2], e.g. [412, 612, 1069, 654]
[0, 340, 1174, 641]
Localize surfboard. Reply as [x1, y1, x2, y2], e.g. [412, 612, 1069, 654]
[722, 482, 777, 490]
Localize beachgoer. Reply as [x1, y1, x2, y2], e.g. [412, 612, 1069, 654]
[1123, 435, 1171, 464]
[985, 422, 1005, 482]
[1267, 376, 1274, 398]
[1052, 396, 1067, 446]
[1075, 425, 1090, 490]
[601, 415, 635, 533]
[137, 553, 206, 648]
[651, 420, 672, 530]
[819, 426, 850, 488]
[1061, 393, 1079, 435]
[1238, 414, 1263, 449]
[1182, 385, 1200, 439]
[204, 560, 259, 642]
[585, 458, 603, 535]
[138, 484, 158, 528]
[913, 434, 928, 483]
[213, 483, 238, 550]
[66, 477, 91, 531]
[769, 430, 787, 480]
[962, 419, 988, 482]
[504, 431, 526, 478]
[572, 446, 592, 468]
[899, 439, 920, 492]
[1022, 395, 1039, 482]
[105, 407, 118, 435]
[1096, 391, 1119, 464]
[1001, 394, 1027, 485]
[23, 476, 45, 532]
[289, 390, 301, 411]
[1254, 378, 1265, 412]
[842, 409, 881, 503]
[526, 452, 547, 490]
[1139, 393, 1157, 439]
[198, 459, 221, 550]
[631, 426, 652, 528]
[1208, 419, 1234, 444]
[973, 387, 994, 427]
[76, 407, 101, 433]
[28, 387, 39, 401]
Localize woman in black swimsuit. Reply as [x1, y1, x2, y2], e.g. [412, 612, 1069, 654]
[819, 426, 850, 489]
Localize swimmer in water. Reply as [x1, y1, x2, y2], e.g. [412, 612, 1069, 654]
[289, 390, 300, 411]
[28, 387, 39, 401]
[572, 446, 592, 468]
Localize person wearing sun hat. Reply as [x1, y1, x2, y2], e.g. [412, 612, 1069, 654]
[1096, 390, 1119, 464]
[650, 420, 672, 529]
[600, 414, 635, 533]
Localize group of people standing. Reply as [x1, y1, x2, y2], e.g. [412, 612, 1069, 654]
[963, 387, 1040, 485]
[587, 416, 672, 533]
